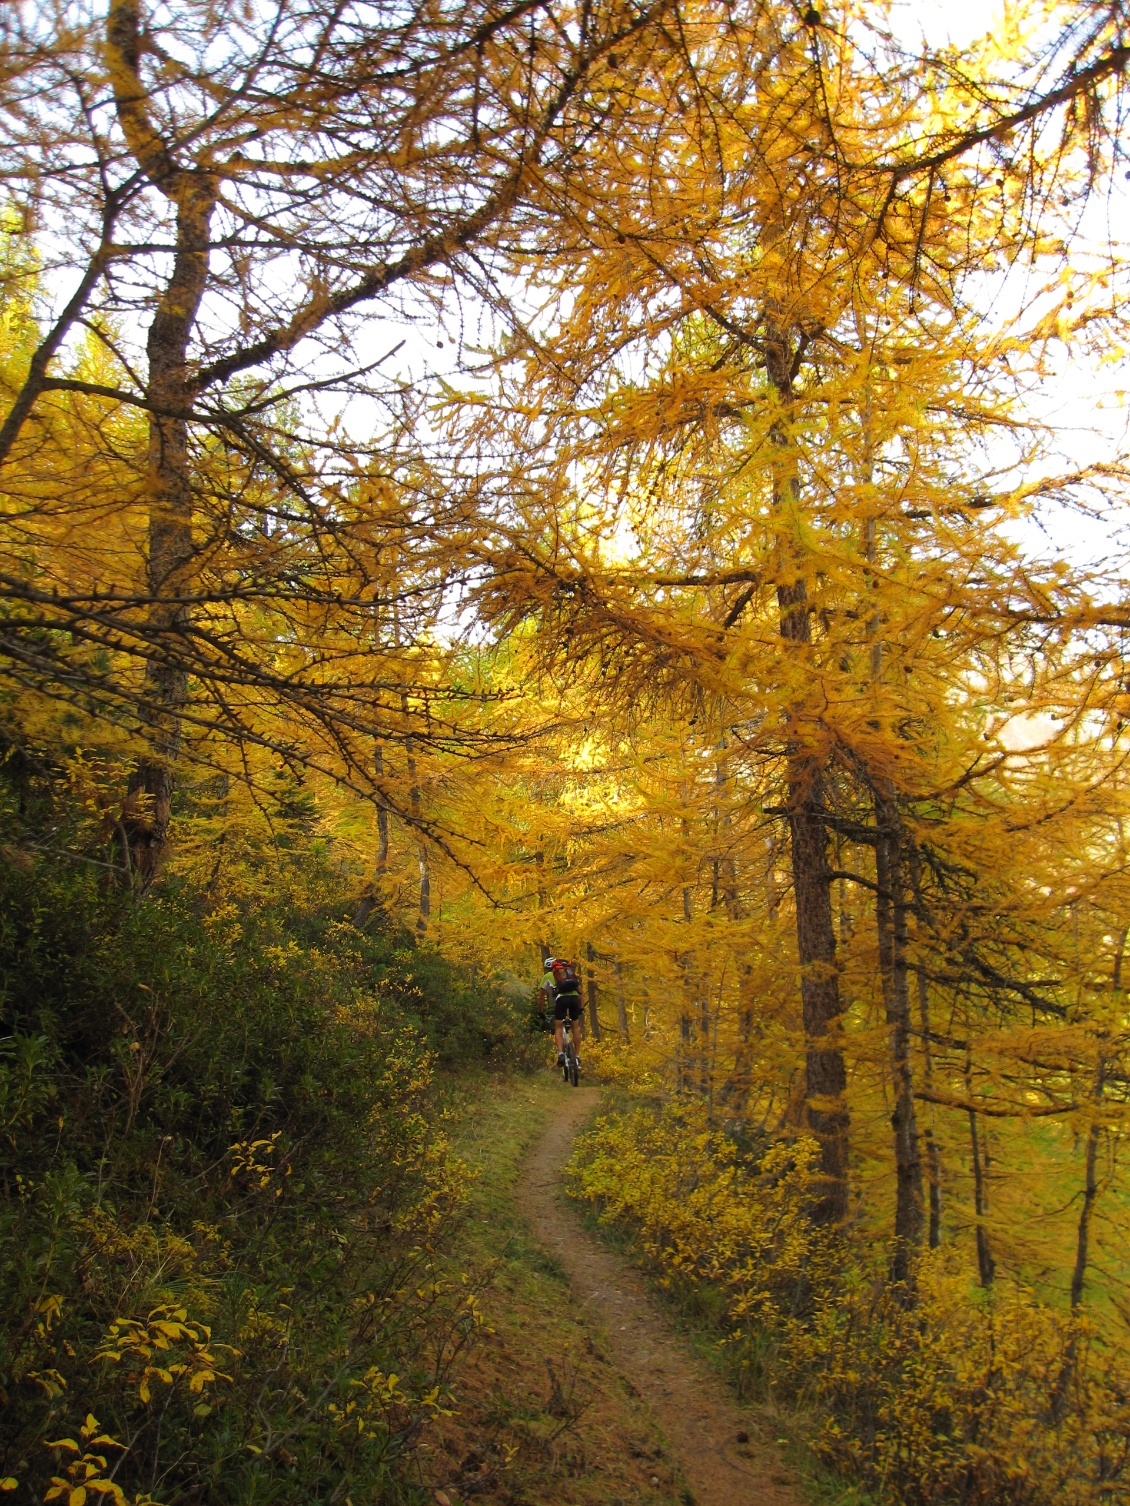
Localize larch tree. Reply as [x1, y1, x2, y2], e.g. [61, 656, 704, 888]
[5, 0, 1130, 1298]
[0, 0, 674, 886]
[442, 0, 1130, 1260]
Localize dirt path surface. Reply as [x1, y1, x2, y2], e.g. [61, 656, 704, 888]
[516, 1087, 803, 1506]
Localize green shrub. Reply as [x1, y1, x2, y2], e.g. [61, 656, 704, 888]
[0, 860, 503, 1504]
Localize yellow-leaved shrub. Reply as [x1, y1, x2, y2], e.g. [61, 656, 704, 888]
[569, 1105, 1130, 1506]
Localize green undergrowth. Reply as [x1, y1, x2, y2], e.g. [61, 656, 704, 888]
[0, 733, 690, 1506]
[0, 848, 530, 1506]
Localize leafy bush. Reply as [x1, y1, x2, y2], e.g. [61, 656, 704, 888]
[804, 1264, 1130, 1506]
[567, 1103, 836, 1340]
[569, 1103, 1130, 1506]
[0, 857, 511, 1504]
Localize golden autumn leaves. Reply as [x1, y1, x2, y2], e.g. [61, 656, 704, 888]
[5, 0, 1130, 1321]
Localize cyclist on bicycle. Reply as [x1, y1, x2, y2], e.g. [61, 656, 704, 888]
[541, 956, 582, 1071]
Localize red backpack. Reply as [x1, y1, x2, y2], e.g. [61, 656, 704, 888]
[550, 958, 579, 988]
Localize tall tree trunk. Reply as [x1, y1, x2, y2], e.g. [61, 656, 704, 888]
[784, 761, 849, 1224]
[377, 790, 390, 874]
[120, 180, 217, 887]
[1070, 1061, 1105, 1311]
[773, 409, 844, 1174]
[766, 312, 849, 1226]
[585, 941, 602, 1040]
[765, 835, 781, 922]
[837, 873, 854, 945]
[858, 406, 918, 1253]
[705, 741, 730, 1101]
[679, 870, 703, 1094]
[677, 1005, 692, 1094]
[917, 972, 943, 1249]
[354, 742, 391, 927]
[717, 848, 754, 1117]
[614, 959, 630, 1041]
[535, 850, 548, 956]
[416, 840, 431, 934]
[400, 690, 429, 936]
[720, 966, 755, 1116]
[107, 0, 218, 888]
[412, 816, 430, 937]
[965, 1052, 995, 1287]
[1073, 935, 1130, 1305]
[874, 790, 924, 1282]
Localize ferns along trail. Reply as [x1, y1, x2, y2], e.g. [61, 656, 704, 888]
[5, 0, 1130, 1501]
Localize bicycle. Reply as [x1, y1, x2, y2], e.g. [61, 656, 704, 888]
[560, 1032, 580, 1088]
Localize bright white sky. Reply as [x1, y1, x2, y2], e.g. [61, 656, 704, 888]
[898, 0, 1006, 47]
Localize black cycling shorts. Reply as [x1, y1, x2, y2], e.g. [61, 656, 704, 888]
[553, 990, 583, 1022]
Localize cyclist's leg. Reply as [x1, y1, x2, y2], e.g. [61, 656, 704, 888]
[554, 1003, 566, 1063]
[569, 1001, 582, 1058]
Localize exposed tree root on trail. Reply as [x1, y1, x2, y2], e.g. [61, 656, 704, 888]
[516, 1087, 802, 1506]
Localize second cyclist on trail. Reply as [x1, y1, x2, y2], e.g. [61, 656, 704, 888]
[541, 955, 582, 1072]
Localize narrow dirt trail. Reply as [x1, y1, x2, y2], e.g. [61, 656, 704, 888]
[516, 1086, 803, 1506]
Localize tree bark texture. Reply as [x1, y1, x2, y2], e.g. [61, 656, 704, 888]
[766, 310, 850, 1227]
[719, 965, 756, 1117]
[676, 949, 707, 1097]
[108, 0, 218, 886]
[354, 743, 392, 927]
[965, 1054, 995, 1287]
[122, 179, 217, 886]
[1070, 1063, 1105, 1310]
[677, 1006, 692, 1095]
[778, 545, 848, 1221]
[874, 790, 924, 1281]
[916, 972, 943, 1250]
[614, 959, 630, 1041]
[409, 760, 429, 935]
[785, 761, 850, 1224]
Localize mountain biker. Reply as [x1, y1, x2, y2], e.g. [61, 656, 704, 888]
[541, 956, 582, 1071]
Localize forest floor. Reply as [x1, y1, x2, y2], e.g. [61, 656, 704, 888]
[419, 1071, 852, 1506]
